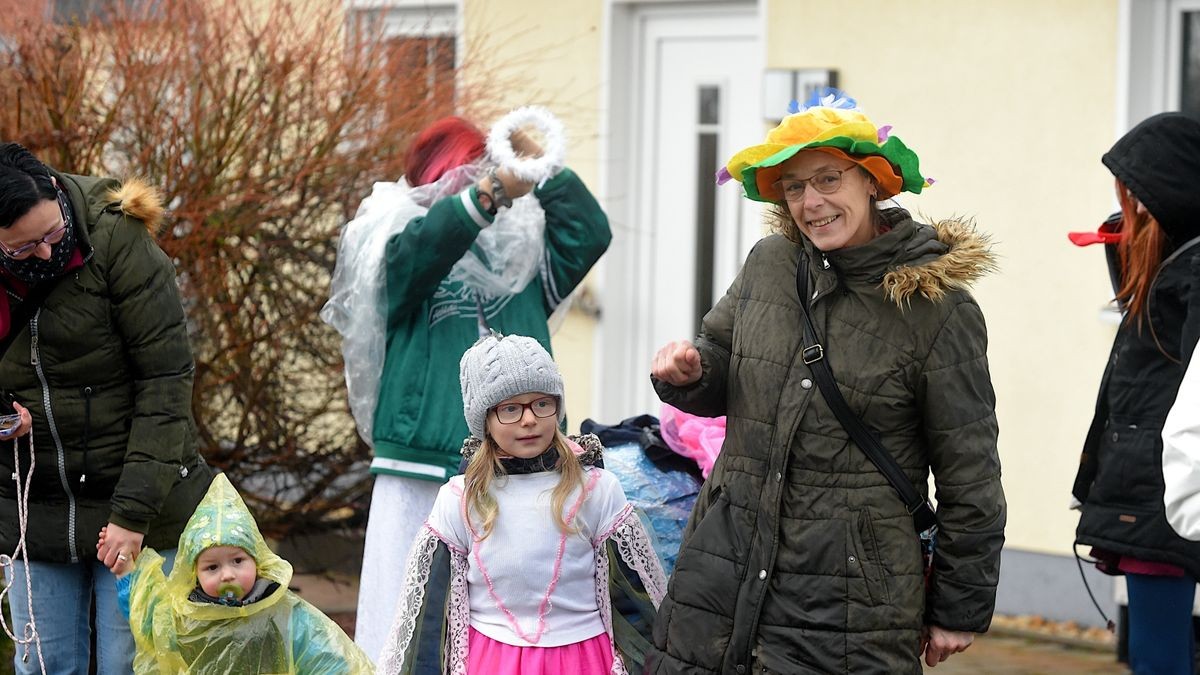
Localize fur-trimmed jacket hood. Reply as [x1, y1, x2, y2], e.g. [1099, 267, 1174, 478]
[104, 178, 164, 232]
[55, 171, 165, 246]
[816, 207, 996, 307]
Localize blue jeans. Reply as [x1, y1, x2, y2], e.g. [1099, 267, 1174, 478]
[4, 551, 176, 675]
[1126, 572, 1197, 675]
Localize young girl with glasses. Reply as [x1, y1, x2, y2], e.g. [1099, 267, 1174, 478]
[379, 332, 666, 675]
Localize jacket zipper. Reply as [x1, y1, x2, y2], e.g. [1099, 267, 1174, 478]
[81, 386, 92, 491]
[30, 310, 80, 563]
[810, 253, 836, 304]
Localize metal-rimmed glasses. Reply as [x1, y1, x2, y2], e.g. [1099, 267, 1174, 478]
[492, 396, 559, 424]
[771, 168, 850, 203]
[0, 199, 69, 260]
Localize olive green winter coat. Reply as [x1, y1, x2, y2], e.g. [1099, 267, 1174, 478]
[0, 172, 214, 563]
[646, 209, 1006, 675]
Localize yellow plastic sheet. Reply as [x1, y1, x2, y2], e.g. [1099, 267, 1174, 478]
[126, 473, 374, 674]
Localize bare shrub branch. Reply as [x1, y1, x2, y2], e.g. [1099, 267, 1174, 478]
[1, 0, 507, 536]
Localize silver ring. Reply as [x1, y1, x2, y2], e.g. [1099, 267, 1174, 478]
[116, 553, 128, 562]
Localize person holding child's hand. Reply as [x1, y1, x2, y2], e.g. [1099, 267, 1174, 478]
[0, 143, 214, 674]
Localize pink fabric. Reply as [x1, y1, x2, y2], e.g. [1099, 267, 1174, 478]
[0, 248, 83, 340]
[467, 627, 613, 675]
[1119, 556, 1186, 577]
[659, 403, 725, 478]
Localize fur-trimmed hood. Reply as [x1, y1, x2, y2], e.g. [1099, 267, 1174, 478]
[822, 208, 996, 308]
[880, 217, 997, 306]
[106, 178, 164, 232]
[54, 171, 165, 237]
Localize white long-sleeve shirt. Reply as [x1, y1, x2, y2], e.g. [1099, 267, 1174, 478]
[1164, 354, 1200, 541]
[425, 467, 630, 647]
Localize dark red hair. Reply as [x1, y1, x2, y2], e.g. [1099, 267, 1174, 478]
[1114, 178, 1167, 323]
[404, 116, 486, 186]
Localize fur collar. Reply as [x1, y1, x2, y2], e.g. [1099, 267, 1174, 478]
[105, 178, 164, 232]
[880, 218, 996, 307]
[459, 433, 605, 468]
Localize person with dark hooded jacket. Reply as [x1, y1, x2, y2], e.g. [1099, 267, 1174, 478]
[647, 91, 1006, 674]
[1071, 112, 1200, 674]
[0, 143, 214, 674]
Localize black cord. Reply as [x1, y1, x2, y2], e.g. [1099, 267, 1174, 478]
[1073, 543, 1116, 633]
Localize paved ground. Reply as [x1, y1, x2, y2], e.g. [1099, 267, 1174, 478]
[922, 633, 1126, 674]
[289, 573, 1131, 674]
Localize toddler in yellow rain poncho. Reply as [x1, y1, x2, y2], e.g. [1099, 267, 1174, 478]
[102, 473, 374, 674]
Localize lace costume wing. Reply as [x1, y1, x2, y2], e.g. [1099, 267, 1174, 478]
[378, 527, 469, 675]
[594, 505, 669, 674]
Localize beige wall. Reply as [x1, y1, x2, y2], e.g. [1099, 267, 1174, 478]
[463, 0, 1129, 556]
[767, 0, 1122, 555]
[463, 0, 607, 432]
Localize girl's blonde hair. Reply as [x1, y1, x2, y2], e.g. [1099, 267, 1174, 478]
[462, 427, 586, 540]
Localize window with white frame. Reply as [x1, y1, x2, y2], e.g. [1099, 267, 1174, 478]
[1124, 0, 1200, 123]
[1170, 0, 1200, 115]
[349, 1, 457, 110]
[52, 0, 155, 24]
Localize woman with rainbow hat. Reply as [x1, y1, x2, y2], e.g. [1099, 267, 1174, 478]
[647, 90, 1007, 674]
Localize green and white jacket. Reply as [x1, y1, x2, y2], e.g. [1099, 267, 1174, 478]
[372, 168, 610, 480]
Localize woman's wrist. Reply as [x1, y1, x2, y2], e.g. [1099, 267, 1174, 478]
[459, 186, 494, 229]
[475, 179, 497, 215]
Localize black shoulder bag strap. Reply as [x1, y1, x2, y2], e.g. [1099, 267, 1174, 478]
[794, 252, 939, 538]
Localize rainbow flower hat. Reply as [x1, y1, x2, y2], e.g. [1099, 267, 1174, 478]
[718, 88, 931, 203]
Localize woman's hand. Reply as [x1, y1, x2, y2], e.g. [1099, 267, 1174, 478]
[97, 522, 145, 576]
[510, 128, 543, 159]
[0, 401, 33, 439]
[920, 625, 975, 667]
[492, 167, 535, 201]
[486, 128, 544, 201]
[652, 340, 703, 386]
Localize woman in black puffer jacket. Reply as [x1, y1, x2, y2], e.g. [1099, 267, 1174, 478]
[1072, 112, 1200, 674]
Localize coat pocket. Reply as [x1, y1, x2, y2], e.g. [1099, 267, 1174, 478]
[850, 510, 891, 606]
[1091, 424, 1162, 507]
[658, 484, 745, 667]
[668, 485, 744, 598]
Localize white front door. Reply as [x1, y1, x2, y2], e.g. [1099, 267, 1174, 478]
[599, 3, 763, 422]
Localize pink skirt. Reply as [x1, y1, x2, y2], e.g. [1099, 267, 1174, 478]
[466, 626, 614, 675]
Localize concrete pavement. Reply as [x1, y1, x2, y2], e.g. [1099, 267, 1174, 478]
[290, 573, 1131, 674]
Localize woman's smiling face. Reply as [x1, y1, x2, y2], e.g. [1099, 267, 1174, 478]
[778, 150, 878, 252]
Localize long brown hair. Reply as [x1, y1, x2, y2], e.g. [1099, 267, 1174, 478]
[462, 428, 586, 541]
[1114, 179, 1167, 322]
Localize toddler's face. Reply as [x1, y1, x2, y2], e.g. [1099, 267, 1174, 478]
[195, 545, 257, 600]
[486, 392, 558, 459]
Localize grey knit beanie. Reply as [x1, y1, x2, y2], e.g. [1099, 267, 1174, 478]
[459, 333, 565, 439]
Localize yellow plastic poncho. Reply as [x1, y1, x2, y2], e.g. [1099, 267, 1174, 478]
[126, 473, 374, 674]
